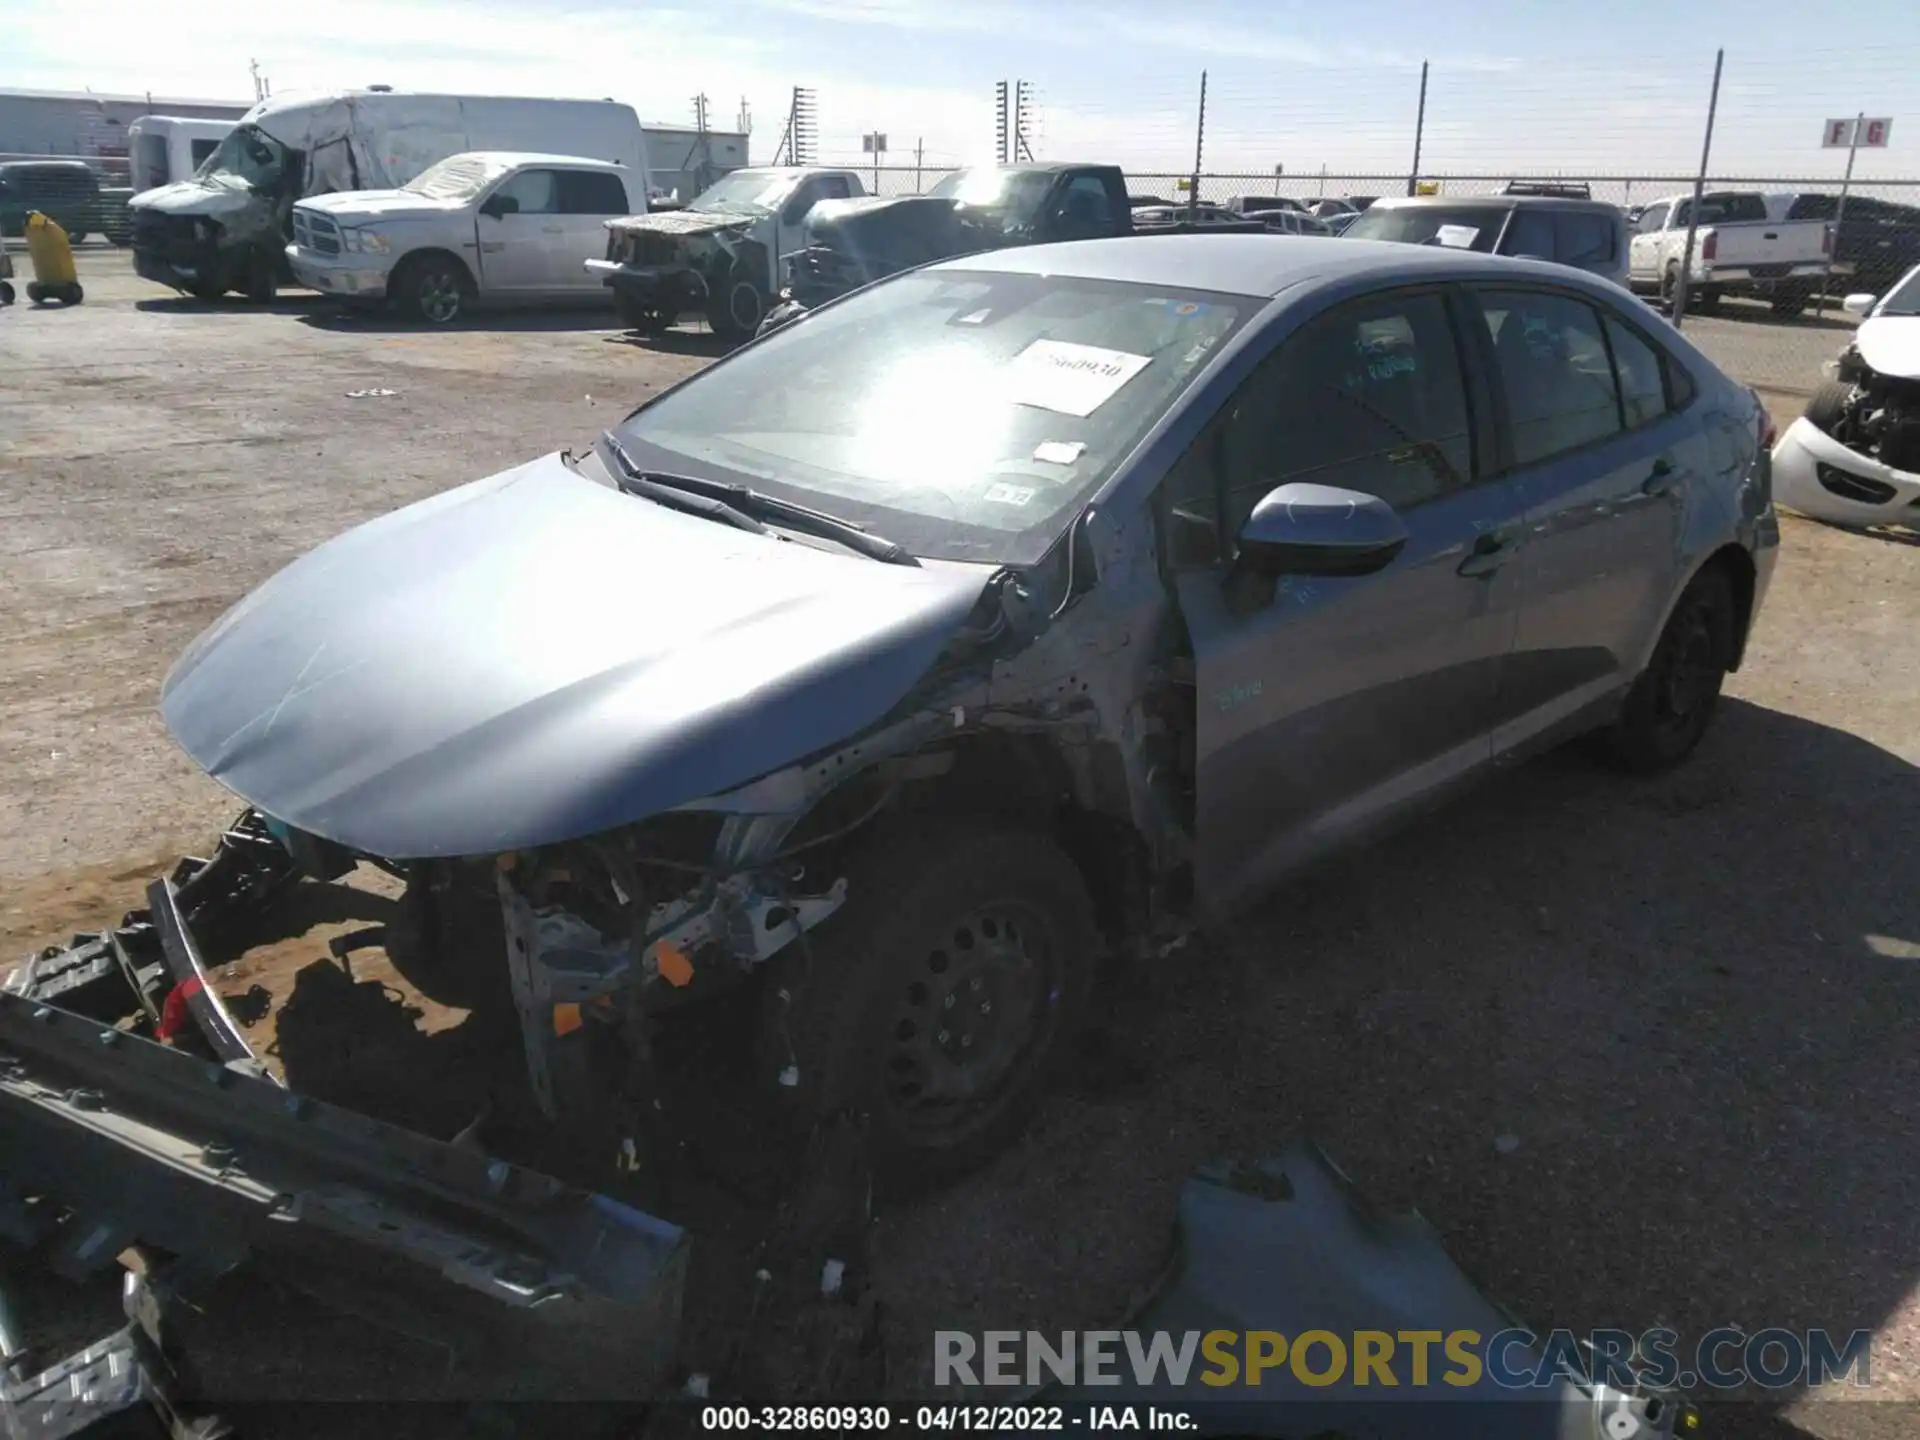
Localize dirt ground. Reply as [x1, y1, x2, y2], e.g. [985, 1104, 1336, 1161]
[4, 250, 1919, 1437]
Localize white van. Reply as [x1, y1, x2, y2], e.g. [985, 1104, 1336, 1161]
[128, 87, 648, 302]
[126, 116, 235, 193]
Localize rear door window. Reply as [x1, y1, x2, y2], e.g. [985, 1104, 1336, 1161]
[557, 169, 631, 215]
[1476, 289, 1623, 466]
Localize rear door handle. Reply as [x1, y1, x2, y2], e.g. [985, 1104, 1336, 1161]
[1641, 456, 1679, 496]
[1457, 528, 1515, 578]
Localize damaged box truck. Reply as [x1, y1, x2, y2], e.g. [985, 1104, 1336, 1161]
[128, 87, 649, 303]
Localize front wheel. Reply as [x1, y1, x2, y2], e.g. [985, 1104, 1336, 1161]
[757, 822, 1096, 1192]
[1604, 566, 1735, 773]
[1769, 284, 1809, 319]
[704, 269, 766, 340]
[0, 279, 14, 305]
[395, 254, 467, 325]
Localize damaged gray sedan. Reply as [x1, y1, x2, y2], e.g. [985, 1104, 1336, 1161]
[159, 236, 1777, 1189]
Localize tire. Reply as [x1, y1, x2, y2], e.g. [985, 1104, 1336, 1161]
[1691, 286, 1721, 315]
[614, 292, 672, 334]
[64, 283, 82, 305]
[704, 269, 766, 340]
[1604, 565, 1735, 774]
[1804, 378, 1854, 434]
[383, 864, 512, 1013]
[186, 281, 226, 301]
[26, 282, 45, 304]
[755, 299, 807, 339]
[1659, 262, 1679, 311]
[394, 253, 467, 325]
[756, 821, 1096, 1192]
[68, 231, 88, 245]
[0, 280, 13, 305]
[241, 252, 276, 305]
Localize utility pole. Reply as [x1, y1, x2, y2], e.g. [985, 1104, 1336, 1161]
[915, 137, 924, 193]
[1813, 110, 1865, 317]
[1406, 60, 1428, 197]
[1672, 48, 1724, 330]
[1188, 70, 1207, 225]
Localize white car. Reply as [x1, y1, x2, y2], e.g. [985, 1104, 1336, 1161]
[1772, 264, 1920, 527]
[287, 151, 640, 323]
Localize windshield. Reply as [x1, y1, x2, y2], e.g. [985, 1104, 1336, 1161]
[1343, 205, 1505, 251]
[928, 168, 1056, 230]
[690, 170, 796, 213]
[611, 269, 1249, 565]
[403, 155, 509, 202]
[1877, 267, 1920, 316]
[195, 123, 292, 190]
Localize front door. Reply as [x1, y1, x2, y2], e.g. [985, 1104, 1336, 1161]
[477, 167, 566, 291]
[1465, 286, 1692, 746]
[1166, 287, 1527, 916]
[774, 173, 855, 288]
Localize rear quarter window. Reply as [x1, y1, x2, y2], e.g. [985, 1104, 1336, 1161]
[1556, 212, 1617, 267]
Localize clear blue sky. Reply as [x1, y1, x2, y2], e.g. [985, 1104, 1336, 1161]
[3, 0, 1915, 179]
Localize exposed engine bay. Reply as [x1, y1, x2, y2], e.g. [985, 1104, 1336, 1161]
[1815, 341, 1920, 474]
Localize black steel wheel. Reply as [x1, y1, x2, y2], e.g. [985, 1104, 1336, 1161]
[705, 270, 767, 341]
[757, 822, 1095, 1191]
[1604, 565, 1735, 773]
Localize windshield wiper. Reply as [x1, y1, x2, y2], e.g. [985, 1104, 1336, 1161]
[598, 434, 768, 537]
[599, 432, 920, 567]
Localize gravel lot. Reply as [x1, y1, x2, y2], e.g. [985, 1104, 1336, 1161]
[3, 250, 1917, 1437]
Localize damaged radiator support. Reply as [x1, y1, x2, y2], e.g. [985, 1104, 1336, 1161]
[0, 987, 689, 1409]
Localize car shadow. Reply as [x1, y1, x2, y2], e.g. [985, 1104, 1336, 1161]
[1697, 297, 1861, 331]
[1778, 511, 1920, 549]
[916, 696, 1920, 1425]
[604, 326, 735, 359]
[134, 294, 323, 318]
[294, 304, 625, 335]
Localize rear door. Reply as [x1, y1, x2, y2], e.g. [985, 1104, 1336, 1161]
[553, 169, 634, 290]
[477, 166, 565, 291]
[1166, 286, 1527, 915]
[1464, 285, 1694, 750]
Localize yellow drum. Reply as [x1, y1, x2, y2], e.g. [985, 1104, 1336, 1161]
[24, 211, 83, 305]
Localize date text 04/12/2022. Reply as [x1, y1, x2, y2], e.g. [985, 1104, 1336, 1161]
[697, 1405, 1196, 1431]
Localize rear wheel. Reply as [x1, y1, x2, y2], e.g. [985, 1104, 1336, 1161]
[757, 822, 1096, 1192]
[63, 283, 82, 305]
[1604, 566, 1735, 773]
[26, 282, 45, 304]
[0, 280, 13, 305]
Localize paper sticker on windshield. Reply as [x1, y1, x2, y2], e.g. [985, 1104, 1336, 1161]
[1032, 440, 1087, 465]
[983, 483, 1037, 507]
[1007, 340, 1152, 417]
[1433, 224, 1479, 249]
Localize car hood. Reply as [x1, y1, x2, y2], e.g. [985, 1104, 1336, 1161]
[160, 453, 996, 859]
[297, 190, 466, 223]
[129, 178, 255, 218]
[802, 195, 972, 266]
[1856, 312, 1920, 380]
[606, 208, 758, 238]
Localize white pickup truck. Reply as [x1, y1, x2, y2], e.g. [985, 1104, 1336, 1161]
[1627, 190, 1835, 316]
[287, 151, 641, 323]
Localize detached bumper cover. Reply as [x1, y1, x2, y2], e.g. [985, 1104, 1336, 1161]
[1773, 416, 1920, 526]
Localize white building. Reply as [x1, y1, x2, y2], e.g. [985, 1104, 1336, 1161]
[641, 123, 748, 201]
[0, 87, 250, 172]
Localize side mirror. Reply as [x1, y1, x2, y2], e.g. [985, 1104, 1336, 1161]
[1235, 482, 1409, 578]
[479, 193, 517, 219]
[1842, 292, 1876, 317]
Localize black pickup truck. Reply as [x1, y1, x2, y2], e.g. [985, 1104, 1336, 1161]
[760, 162, 1264, 334]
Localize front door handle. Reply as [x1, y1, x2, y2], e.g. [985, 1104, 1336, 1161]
[1642, 456, 1679, 497]
[543, 225, 564, 234]
[1457, 528, 1515, 578]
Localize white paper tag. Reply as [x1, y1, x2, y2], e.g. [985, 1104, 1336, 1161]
[1433, 224, 1479, 249]
[1032, 440, 1087, 465]
[1006, 340, 1152, 417]
[983, 482, 1036, 506]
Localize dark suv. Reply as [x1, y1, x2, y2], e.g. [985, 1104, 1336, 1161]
[1343, 194, 1631, 288]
